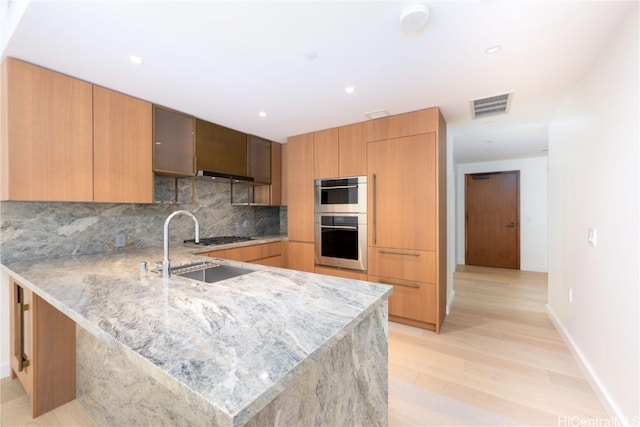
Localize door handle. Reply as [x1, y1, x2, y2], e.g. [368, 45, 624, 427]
[506, 222, 516, 228]
[373, 173, 377, 245]
[15, 284, 30, 372]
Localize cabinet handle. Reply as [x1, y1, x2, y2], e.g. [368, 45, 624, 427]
[380, 280, 420, 289]
[379, 250, 420, 257]
[373, 173, 377, 245]
[15, 285, 30, 372]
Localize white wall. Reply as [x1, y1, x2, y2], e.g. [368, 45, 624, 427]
[446, 131, 456, 313]
[547, 7, 639, 425]
[456, 157, 549, 272]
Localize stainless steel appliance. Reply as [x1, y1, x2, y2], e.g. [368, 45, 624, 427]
[314, 214, 367, 271]
[314, 176, 367, 213]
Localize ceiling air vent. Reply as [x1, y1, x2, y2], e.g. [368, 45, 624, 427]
[470, 93, 512, 119]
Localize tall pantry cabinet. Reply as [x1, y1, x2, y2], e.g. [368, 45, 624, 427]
[366, 108, 447, 332]
[285, 107, 447, 332]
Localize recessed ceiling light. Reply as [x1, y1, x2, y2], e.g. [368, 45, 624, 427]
[128, 55, 143, 65]
[485, 45, 501, 54]
[258, 111, 267, 118]
[345, 86, 355, 94]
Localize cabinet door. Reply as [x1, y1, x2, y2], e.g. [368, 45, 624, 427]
[368, 133, 437, 251]
[364, 108, 437, 142]
[285, 241, 314, 272]
[270, 142, 282, 206]
[195, 119, 247, 177]
[368, 275, 436, 324]
[153, 107, 195, 176]
[313, 128, 339, 179]
[249, 135, 271, 184]
[338, 123, 367, 177]
[1, 59, 93, 201]
[286, 133, 315, 242]
[94, 86, 153, 203]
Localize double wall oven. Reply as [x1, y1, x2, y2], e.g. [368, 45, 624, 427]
[314, 176, 367, 271]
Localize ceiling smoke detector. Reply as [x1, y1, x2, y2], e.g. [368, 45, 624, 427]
[399, 3, 430, 32]
[470, 93, 512, 119]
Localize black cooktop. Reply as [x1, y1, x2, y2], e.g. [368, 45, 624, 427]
[184, 236, 254, 246]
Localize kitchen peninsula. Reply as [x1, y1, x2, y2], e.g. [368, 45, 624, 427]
[1, 244, 391, 426]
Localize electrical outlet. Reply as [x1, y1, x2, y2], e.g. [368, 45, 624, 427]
[569, 288, 573, 304]
[115, 234, 126, 248]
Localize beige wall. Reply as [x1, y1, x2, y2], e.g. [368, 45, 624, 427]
[547, 7, 639, 424]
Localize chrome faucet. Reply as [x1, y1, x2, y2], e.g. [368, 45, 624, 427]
[163, 210, 200, 279]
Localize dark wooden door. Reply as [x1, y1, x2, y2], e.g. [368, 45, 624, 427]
[465, 171, 520, 269]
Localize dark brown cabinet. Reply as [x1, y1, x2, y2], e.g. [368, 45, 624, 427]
[195, 119, 248, 177]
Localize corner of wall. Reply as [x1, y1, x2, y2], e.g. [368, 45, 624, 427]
[546, 305, 631, 427]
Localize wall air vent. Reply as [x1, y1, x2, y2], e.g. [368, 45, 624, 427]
[470, 93, 512, 119]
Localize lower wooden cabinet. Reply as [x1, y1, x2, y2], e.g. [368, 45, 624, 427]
[202, 241, 283, 267]
[368, 246, 438, 330]
[368, 275, 436, 325]
[284, 241, 314, 273]
[9, 277, 76, 417]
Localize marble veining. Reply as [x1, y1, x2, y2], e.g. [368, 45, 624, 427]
[0, 175, 284, 264]
[1, 245, 391, 425]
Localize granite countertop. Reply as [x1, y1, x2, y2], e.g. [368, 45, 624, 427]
[1, 242, 391, 425]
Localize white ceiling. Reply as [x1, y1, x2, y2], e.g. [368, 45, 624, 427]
[1, 1, 634, 164]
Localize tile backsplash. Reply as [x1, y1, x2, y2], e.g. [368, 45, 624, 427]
[0, 176, 286, 263]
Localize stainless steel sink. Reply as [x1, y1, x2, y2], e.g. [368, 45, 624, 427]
[170, 261, 253, 283]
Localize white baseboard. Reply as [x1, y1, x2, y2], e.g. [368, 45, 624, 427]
[521, 264, 548, 273]
[545, 305, 631, 427]
[446, 290, 456, 315]
[1, 361, 10, 379]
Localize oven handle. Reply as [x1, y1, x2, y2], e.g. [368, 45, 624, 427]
[320, 185, 359, 190]
[320, 225, 358, 230]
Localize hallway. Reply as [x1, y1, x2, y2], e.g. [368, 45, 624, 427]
[389, 265, 608, 426]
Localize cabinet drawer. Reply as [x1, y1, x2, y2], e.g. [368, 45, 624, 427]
[368, 247, 436, 283]
[368, 275, 436, 324]
[205, 245, 262, 262]
[260, 242, 282, 258]
[364, 108, 437, 142]
[255, 255, 283, 268]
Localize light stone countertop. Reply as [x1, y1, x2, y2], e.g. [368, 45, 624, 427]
[1, 241, 392, 425]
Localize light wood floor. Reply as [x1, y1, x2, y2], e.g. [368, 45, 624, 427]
[389, 265, 608, 426]
[1, 265, 607, 426]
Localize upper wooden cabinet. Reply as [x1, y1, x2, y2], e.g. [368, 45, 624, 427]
[313, 123, 366, 179]
[364, 108, 438, 142]
[286, 133, 314, 242]
[254, 141, 282, 206]
[1, 58, 154, 203]
[94, 86, 153, 203]
[313, 128, 339, 179]
[248, 135, 272, 184]
[195, 119, 248, 177]
[153, 107, 195, 176]
[367, 133, 437, 251]
[338, 123, 367, 177]
[1, 58, 94, 202]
